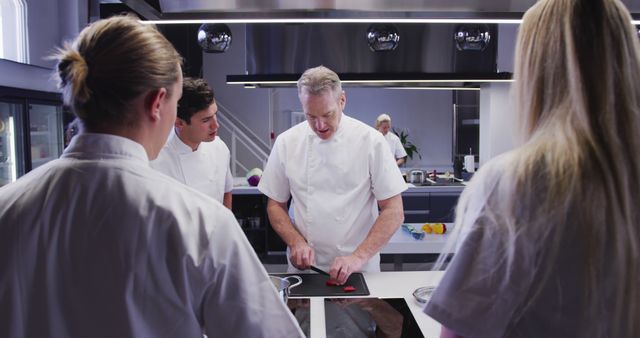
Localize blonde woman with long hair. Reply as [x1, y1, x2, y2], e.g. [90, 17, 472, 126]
[424, 0, 640, 337]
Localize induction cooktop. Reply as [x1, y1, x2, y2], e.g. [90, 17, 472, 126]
[287, 298, 311, 338]
[324, 298, 424, 338]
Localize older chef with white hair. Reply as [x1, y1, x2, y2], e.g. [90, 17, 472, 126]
[258, 65, 407, 284]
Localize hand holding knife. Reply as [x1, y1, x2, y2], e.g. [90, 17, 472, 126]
[309, 265, 330, 276]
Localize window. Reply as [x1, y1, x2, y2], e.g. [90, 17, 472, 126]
[0, 0, 28, 63]
[0, 6, 4, 59]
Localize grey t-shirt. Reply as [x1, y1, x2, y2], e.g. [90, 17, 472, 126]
[424, 151, 603, 338]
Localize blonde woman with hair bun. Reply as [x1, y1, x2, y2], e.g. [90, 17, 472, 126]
[424, 0, 640, 337]
[0, 15, 303, 338]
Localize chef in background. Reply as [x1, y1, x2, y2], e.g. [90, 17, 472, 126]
[259, 65, 407, 284]
[375, 113, 408, 166]
[0, 15, 303, 338]
[151, 77, 233, 209]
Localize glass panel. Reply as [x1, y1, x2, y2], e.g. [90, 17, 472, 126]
[29, 103, 63, 169]
[0, 101, 25, 187]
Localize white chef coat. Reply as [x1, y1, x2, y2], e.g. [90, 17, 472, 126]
[384, 132, 408, 160]
[0, 133, 303, 338]
[258, 115, 407, 272]
[151, 129, 233, 204]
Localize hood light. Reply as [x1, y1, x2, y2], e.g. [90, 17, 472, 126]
[227, 79, 514, 85]
[143, 18, 524, 25]
[388, 87, 481, 91]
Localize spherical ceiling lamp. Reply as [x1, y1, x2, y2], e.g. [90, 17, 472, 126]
[454, 25, 491, 51]
[197, 23, 232, 53]
[366, 24, 400, 52]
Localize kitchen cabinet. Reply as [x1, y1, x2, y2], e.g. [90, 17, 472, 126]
[0, 86, 64, 187]
[402, 192, 430, 223]
[232, 192, 289, 257]
[402, 190, 461, 223]
[232, 194, 268, 256]
[429, 192, 461, 222]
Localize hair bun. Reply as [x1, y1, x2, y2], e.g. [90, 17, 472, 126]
[57, 47, 91, 105]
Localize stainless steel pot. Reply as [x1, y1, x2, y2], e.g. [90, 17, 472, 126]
[408, 169, 425, 184]
[270, 275, 302, 303]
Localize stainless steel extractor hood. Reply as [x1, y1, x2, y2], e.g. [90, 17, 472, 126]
[228, 22, 510, 88]
[114, 0, 639, 87]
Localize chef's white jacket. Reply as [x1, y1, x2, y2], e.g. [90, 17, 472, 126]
[384, 131, 408, 160]
[0, 133, 303, 338]
[258, 115, 407, 272]
[151, 129, 233, 204]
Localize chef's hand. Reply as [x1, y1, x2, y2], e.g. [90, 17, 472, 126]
[329, 254, 366, 285]
[289, 242, 315, 270]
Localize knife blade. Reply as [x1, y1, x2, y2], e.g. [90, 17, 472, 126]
[310, 265, 330, 276]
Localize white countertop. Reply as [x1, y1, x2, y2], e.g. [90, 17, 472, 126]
[293, 271, 445, 338]
[382, 223, 453, 254]
[232, 183, 465, 195]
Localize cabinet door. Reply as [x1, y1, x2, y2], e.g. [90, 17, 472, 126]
[429, 192, 461, 222]
[401, 193, 430, 223]
[231, 194, 267, 255]
[0, 101, 26, 187]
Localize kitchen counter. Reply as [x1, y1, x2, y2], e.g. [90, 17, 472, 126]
[233, 182, 465, 194]
[382, 223, 453, 254]
[292, 271, 445, 338]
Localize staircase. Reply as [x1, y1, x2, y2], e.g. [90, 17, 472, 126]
[216, 101, 270, 177]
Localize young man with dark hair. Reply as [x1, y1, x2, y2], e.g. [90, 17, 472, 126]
[152, 77, 233, 209]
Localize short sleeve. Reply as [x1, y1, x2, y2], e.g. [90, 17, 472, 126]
[258, 136, 291, 203]
[369, 133, 407, 200]
[224, 165, 233, 193]
[393, 135, 407, 158]
[423, 156, 536, 338]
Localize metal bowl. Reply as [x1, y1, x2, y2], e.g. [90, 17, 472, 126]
[413, 286, 435, 304]
[270, 275, 302, 303]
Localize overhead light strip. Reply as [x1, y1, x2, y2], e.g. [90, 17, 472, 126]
[388, 87, 481, 91]
[144, 18, 640, 25]
[143, 18, 524, 25]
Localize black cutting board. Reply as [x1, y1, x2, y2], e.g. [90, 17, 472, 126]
[274, 273, 370, 297]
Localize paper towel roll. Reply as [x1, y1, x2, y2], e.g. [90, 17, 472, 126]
[464, 155, 475, 173]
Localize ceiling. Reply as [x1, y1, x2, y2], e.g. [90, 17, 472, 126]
[119, 0, 640, 21]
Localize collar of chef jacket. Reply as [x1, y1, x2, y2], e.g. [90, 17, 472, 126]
[165, 130, 224, 202]
[62, 132, 148, 163]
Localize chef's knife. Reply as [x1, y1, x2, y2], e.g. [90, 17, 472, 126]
[310, 265, 330, 276]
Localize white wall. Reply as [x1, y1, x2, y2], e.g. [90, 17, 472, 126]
[476, 24, 519, 168]
[479, 82, 516, 166]
[1, 0, 87, 92]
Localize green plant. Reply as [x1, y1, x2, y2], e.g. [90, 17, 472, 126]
[392, 127, 422, 160]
